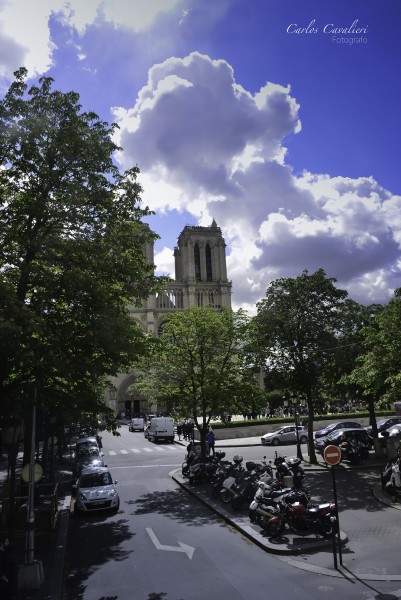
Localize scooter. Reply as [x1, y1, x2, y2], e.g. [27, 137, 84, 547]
[339, 439, 363, 465]
[383, 454, 401, 501]
[182, 442, 201, 477]
[188, 450, 226, 485]
[210, 455, 244, 499]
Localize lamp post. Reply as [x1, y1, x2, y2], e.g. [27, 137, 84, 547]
[17, 402, 44, 590]
[290, 395, 304, 461]
[1, 417, 23, 541]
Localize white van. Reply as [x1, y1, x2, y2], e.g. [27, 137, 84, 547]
[129, 418, 145, 432]
[146, 417, 175, 443]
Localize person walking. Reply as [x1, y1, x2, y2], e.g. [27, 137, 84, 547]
[177, 422, 183, 441]
[206, 427, 216, 456]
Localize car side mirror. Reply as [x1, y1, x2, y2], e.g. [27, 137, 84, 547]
[114, 480, 118, 484]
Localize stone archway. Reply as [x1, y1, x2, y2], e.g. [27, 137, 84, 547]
[117, 374, 148, 417]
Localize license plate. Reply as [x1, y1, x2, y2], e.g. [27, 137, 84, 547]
[91, 500, 105, 505]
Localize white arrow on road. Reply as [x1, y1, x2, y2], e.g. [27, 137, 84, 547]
[146, 527, 195, 559]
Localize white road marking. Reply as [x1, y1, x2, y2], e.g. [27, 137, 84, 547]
[146, 527, 195, 559]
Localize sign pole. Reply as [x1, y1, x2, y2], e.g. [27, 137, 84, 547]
[323, 445, 343, 569]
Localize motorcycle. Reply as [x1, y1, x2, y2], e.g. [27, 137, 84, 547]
[264, 499, 336, 538]
[188, 450, 226, 485]
[382, 452, 401, 501]
[210, 455, 244, 499]
[181, 442, 201, 477]
[249, 481, 308, 526]
[220, 459, 273, 510]
[339, 439, 363, 465]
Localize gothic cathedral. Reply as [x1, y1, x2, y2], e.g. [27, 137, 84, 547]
[108, 220, 232, 416]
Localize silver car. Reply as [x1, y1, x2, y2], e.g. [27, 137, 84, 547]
[73, 467, 120, 513]
[261, 425, 308, 446]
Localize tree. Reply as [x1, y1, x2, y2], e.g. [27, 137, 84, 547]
[344, 290, 401, 437]
[0, 68, 162, 437]
[133, 306, 264, 456]
[251, 269, 351, 464]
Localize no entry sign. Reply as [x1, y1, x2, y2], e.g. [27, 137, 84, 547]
[323, 444, 342, 465]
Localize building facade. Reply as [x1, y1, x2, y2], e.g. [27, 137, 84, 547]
[108, 220, 232, 416]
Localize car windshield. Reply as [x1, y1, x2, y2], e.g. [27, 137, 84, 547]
[80, 472, 112, 487]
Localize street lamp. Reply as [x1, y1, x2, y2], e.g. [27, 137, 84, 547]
[1, 416, 24, 541]
[290, 395, 304, 461]
[17, 402, 44, 590]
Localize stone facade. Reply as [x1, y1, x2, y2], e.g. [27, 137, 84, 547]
[108, 220, 232, 416]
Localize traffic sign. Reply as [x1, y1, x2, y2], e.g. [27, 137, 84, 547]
[323, 444, 341, 465]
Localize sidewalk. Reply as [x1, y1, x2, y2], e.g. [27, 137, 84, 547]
[172, 437, 401, 582]
[0, 451, 72, 600]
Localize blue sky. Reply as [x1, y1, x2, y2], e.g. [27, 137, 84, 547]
[0, 0, 400, 313]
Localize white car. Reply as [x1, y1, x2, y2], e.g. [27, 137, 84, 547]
[73, 467, 120, 513]
[384, 424, 401, 438]
[261, 425, 308, 446]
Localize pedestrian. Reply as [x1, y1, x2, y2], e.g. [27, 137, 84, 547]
[206, 427, 215, 456]
[177, 422, 183, 441]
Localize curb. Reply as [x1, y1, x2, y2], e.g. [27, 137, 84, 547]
[170, 468, 401, 581]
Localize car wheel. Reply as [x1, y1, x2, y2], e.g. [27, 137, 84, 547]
[300, 436, 307, 444]
[272, 438, 280, 446]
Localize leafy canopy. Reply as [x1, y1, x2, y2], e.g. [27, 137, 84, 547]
[133, 306, 264, 445]
[0, 68, 162, 429]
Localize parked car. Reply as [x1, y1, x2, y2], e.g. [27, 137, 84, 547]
[314, 427, 373, 456]
[366, 417, 401, 436]
[382, 424, 401, 438]
[73, 446, 105, 478]
[261, 425, 308, 446]
[314, 421, 362, 439]
[75, 436, 99, 451]
[73, 467, 120, 513]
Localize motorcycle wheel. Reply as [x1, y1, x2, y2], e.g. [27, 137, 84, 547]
[288, 517, 307, 535]
[182, 464, 189, 477]
[249, 509, 259, 524]
[318, 517, 334, 536]
[266, 519, 285, 538]
[220, 489, 232, 504]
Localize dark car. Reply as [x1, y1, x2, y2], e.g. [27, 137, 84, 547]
[73, 445, 105, 478]
[314, 421, 362, 439]
[314, 427, 372, 457]
[366, 417, 401, 436]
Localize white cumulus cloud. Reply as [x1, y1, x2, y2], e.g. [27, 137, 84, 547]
[113, 52, 401, 312]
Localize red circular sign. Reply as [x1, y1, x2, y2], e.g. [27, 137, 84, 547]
[323, 444, 342, 465]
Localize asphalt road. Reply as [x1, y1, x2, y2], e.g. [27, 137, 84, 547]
[62, 426, 401, 600]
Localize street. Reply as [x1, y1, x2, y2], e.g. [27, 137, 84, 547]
[62, 426, 401, 600]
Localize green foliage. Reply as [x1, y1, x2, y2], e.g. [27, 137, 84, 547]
[0, 68, 163, 429]
[132, 306, 264, 451]
[345, 289, 401, 406]
[250, 268, 357, 463]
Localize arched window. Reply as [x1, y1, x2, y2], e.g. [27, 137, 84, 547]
[206, 243, 213, 281]
[194, 243, 201, 281]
